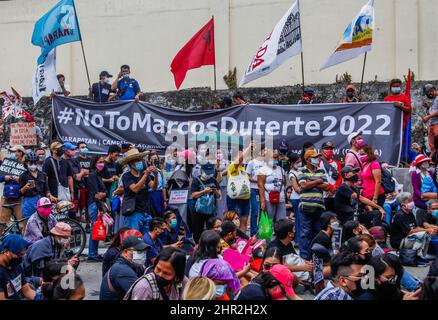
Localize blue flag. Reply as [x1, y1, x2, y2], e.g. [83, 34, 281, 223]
[32, 0, 81, 64]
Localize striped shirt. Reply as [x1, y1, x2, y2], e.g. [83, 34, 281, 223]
[314, 281, 353, 300]
[298, 167, 327, 210]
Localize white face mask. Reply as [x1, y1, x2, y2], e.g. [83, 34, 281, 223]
[28, 164, 38, 172]
[58, 238, 70, 246]
[132, 250, 146, 266]
[215, 284, 227, 297]
[233, 219, 240, 228]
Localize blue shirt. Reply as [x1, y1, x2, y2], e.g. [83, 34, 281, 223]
[143, 232, 163, 267]
[117, 78, 140, 100]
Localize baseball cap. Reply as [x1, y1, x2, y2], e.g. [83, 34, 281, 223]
[50, 141, 63, 149]
[322, 141, 335, 149]
[201, 162, 215, 175]
[0, 234, 29, 254]
[304, 149, 320, 161]
[37, 197, 52, 208]
[278, 139, 289, 154]
[9, 145, 26, 153]
[269, 264, 295, 299]
[341, 166, 360, 177]
[99, 71, 113, 78]
[320, 211, 337, 230]
[122, 236, 150, 251]
[347, 131, 362, 145]
[63, 142, 78, 151]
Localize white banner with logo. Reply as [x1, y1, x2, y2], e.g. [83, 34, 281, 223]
[31, 48, 58, 105]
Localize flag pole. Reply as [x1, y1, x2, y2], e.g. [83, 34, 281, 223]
[72, 0, 91, 89]
[212, 15, 217, 91]
[298, 0, 305, 93]
[359, 52, 368, 95]
[300, 52, 305, 92]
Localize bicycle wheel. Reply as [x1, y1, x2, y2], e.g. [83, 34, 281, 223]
[59, 218, 86, 256]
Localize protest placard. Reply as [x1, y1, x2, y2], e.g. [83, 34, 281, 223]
[0, 158, 27, 177]
[10, 122, 37, 146]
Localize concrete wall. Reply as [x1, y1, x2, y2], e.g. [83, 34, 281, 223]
[0, 0, 437, 95]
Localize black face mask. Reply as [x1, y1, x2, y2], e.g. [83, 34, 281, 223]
[358, 252, 372, 264]
[56, 149, 64, 157]
[347, 92, 355, 99]
[376, 281, 398, 296]
[350, 278, 365, 299]
[427, 94, 435, 100]
[9, 257, 23, 269]
[155, 275, 172, 288]
[345, 175, 359, 183]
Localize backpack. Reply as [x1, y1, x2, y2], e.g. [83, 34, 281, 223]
[194, 178, 216, 215]
[3, 181, 20, 199]
[380, 163, 396, 194]
[124, 271, 161, 300]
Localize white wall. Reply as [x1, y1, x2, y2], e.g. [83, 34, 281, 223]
[0, 0, 437, 96]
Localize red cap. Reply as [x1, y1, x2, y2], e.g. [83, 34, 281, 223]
[269, 264, 295, 299]
[413, 154, 431, 167]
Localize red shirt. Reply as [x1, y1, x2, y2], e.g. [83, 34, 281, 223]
[384, 94, 412, 129]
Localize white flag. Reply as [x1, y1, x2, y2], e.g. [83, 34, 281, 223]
[31, 48, 58, 105]
[240, 1, 302, 86]
[320, 0, 374, 70]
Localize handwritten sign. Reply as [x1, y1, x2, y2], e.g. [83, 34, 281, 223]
[0, 158, 27, 177]
[168, 190, 189, 205]
[10, 122, 37, 146]
[331, 227, 343, 254]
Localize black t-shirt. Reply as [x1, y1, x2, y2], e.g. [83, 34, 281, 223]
[76, 156, 92, 189]
[334, 184, 357, 224]
[91, 82, 113, 103]
[190, 177, 220, 198]
[390, 211, 418, 249]
[236, 282, 268, 300]
[103, 160, 122, 193]
[19, 170, 49, 198]
[266, 237, 296, 258]
[122, 172, 151, 214]
[88, 172, 107, 204]
[311, 231, 333, 263]
[42, 157, 73, 197]
[416, 209, 438, 228]
[0, 264, 26, 300]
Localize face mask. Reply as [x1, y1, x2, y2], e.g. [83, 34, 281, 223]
[269, 160, 278, 167]
[350, 278, 365, 298]
[347, 92, 355, 98]
[233, 219, 240, 228]
[10, 154, 16, 161]
[294, 161, 302, 169]
[356, 139, 365, 148]
[132, 250, 146, 266]
[427, 94, 435, 100]
[215, 227, 222, 233]
[28, 164, 37, 172]
[330, 221, 340, 230]
[38, 207, 52, 218]
[38, 155, 46, 163]
[215, 284, 227, 298]
[169, 219, 177, 229]
[96, 163, 105, 171]
[360, 155, 368, 163]
[156, 275, 172, 288]
[58, 238, 70, 246]
[80, 148, 89, 155]
[135, 161, 144, 172]
[310, 158, 319, 167]
[201, 171, 213, 180]
[270, 286, 286, 300]
[101, 77, 108, 83]
[323, 150, 334, 159]
[37, 165, 43, 172]
[421, 162, 430, 170]
[432, 210, 438, 219]
[391, 87, 402, 95]
[345, 175, 359, 183]
[406, 201, 415, 211]
[122, 74, 130, 79]
[358, 252, 372, 264]
[56, 149, 64, 157]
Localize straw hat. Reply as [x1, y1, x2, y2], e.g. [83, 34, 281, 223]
[120, 148, 150, 166]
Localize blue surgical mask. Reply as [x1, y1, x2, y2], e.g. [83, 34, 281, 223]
[9, 154, 16, 161]
[80, 148, 89, 155]
[391, 87, 401, 95]
[432, 210, 438, 219]
[135, 161, 144, 172]
[215, 284, 227, 298]
[169, 219, 177, 229]
[269, 160, 278, 167]
[310, 158, 319, 167]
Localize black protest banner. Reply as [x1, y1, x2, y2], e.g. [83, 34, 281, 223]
[0, 158, 27, 177]
[52, 96, 403, 164]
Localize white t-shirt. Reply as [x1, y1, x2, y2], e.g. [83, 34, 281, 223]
[54, 83, 70, 95]
[288, 169, 301, 200]
[318, 159, 340, 198]
[246, 159, 266, 189]
[259, 165, 286, 202]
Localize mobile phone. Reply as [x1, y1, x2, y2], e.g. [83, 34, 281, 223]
[28, 180, 35, 188]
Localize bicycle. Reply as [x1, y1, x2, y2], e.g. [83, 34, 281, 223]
[0, 203, 29, 240]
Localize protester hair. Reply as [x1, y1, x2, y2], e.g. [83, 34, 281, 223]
[78, 142, 87, 148]
[362, 144, 377, 162]
[182, 276, 216, 300]
[206, 217, 221, 230]
[343, 221, 360, 242]
[223, 210, 238, 221]
[163, 210, 176, 222]
[36, 147, 45, 153]
[220, 221, 237, 238]
[253, 271, 282, 290]
[153, 247, 186, 283]
[150, 217, 165, 231]
[57, 74, 65, 80]
[389, 79, 402, 87]
[274, 218, 294, 240]
[51, 272, 84, 300]
[358, 233, 376, 248]
[108, 145, 121, 154]
[286, 186, 293, 194]
[262, 247, 283, 265]
[109, 227, 130, 249]
[121, 64, 130, 71]
[330, 251, 362, 280]
[41, 261, 69, 300]
[422, 276, 438, 300]
[90, 154, 105, 172]
[193, 230, 220, 262]
[396, 191, 412, 205]
[381, 253, 403, 287]
[342, 235, 365, 254]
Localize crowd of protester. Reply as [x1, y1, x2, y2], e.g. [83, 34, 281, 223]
[0, 79, 437, 301]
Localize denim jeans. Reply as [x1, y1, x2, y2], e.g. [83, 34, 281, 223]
[401, 270, 421, 292]
[383, 200, 398, 225]
[124, 211, 152, 235]
[249, 189, 260, 237]
[88, 202, 99, 258]
[21, 195, 41, 218]
[299, 206, 323, 260]
[149, 190, 165, 217]
[228, 198, 250, 217]
[291, 199, 301, 243]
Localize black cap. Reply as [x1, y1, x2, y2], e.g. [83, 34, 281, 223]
[99, 71, 113, 78]
[320, 211, 337, 230]
[201, 162, 215, 175]
[341, 166, 360, 177]
[322, 141, 335, 149]
[122, 236, 150, 251]
[288, 152, 300, 164]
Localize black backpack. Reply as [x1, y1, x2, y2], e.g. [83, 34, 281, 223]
[380, 163, 396, 194]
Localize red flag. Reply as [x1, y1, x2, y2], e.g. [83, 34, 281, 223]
[405, 68, 411, 106]
[171, 18, 215, 89]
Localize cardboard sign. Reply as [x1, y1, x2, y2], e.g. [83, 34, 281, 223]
[331, 227, 343, 254]
[312, 254, 325, 294]
[222, 248, 251, 272]
[0, 158, 26, 177]
[10, 122, 37, 146]
[168, 190, 189, 204]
